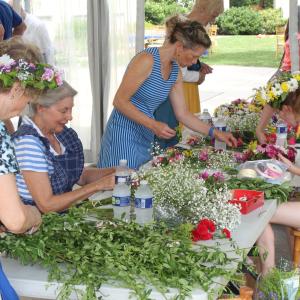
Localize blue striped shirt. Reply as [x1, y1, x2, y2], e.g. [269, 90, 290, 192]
[14, 117, 64, 202]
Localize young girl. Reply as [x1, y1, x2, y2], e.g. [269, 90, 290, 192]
[256, 85, 300, 275]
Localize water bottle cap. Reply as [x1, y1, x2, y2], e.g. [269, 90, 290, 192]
[118, 177, 126, 183]
[140, 180, 148, 185]
[119, 159, 127, 167]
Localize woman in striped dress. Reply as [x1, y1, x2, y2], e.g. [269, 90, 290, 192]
[98, 15, 237, 169]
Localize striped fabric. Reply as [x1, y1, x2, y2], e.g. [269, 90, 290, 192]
[98, 47, 179, 169]
[14, 118, 54, 203]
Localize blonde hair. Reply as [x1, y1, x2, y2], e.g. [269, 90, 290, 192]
[28, 81, 77, 116]
[165, 14, 211, 49]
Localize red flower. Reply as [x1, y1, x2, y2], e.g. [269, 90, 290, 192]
[192, 219, 216, 241]
[198, 219, 216, 233]
[222, 228, 231, 239]
[237, 137, 244, 147]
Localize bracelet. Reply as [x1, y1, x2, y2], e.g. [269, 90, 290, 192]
[208, 126, 215, 138]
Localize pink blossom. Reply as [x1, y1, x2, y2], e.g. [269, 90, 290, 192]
[213, 171, 225, 182]
[55, 71, 63, 86]
[234, 152, 247, 163]
[265, 144, 278, 159]
[199, 150, 209, 161]
[199, 171, 209, 180]
[288, 137, 296, 145]
[41, 67, 54, 81]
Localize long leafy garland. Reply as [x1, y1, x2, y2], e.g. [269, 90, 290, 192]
[0, 202, 244, 300]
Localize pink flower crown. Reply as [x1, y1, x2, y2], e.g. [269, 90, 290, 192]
[0, 54, 63, 90]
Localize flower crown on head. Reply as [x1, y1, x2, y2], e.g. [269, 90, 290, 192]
[0, 54, 63, 90]
[253, 72, 300, 109]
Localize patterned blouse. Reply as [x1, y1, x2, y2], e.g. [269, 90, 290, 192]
[0, 121, 18, 175]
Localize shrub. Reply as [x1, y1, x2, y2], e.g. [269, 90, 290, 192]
[216, 7, 263, 35]
[259, 9, 287, 34]
[145, 0, 188, 25]
[230, 0, 273, 8]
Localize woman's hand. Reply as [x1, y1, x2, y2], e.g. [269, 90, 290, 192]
[25, 205, 42, 234]
[95, 173, 115, 191]
[277, 153, 297, 173]
[256, 128, 267, 144]
[214, 130, 238, 147]
[152, 121, 176, 139]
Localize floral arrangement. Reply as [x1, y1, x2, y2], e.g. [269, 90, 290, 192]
[151, 146, 237, 171]
[234, 141, 297, 163]
[0, 54, 63, 90]
[253, 72, 300, 109]
[214, 98, 261, 117]
[192, 218, 231, 241]
[137, 161, 241, 230]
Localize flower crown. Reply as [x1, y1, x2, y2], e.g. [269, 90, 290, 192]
[0, 54, 63, 90]
[253, 72, 300, 109]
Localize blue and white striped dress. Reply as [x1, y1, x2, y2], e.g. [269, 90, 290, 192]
[98, 47, 179, 169]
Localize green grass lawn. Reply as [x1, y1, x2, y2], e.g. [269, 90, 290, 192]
[201, 35, 283, 68]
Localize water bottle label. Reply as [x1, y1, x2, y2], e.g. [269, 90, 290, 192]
[115, 175, 131, 184]
[135, 197, 153, 209]
[276, 125, 287, 134]
[216, 126, 226, 132]
[112, 196, 130, 207]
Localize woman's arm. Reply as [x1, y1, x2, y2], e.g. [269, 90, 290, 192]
[22, 171, 115, 213]
[77, 167, 115, 186]
[256, 104, 275, 144]
[0, 173, 41, 233]
[169, 72, 237, 147]
[113, 52, 176, 139]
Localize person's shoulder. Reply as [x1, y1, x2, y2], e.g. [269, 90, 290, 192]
[14, 134, 45, 151]
[129, 50, 154, 72]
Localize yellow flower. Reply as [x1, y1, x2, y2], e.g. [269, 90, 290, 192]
[248, 104, 261, 112]
[281, 81, 289, 93]
[293, 74, 300, 81]
[267, 90, 276, 101]
[248, 140, 257, 152]
[183, 150, 192, 157]
[267, 125, 276, 133]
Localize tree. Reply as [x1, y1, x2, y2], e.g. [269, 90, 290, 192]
[145, 0, 192, 25]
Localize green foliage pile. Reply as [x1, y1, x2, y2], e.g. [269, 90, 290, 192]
[216, 7, 286, 35]
[0, 202, 243, 300]
[145, 0, 192, 25]
[226, 177, 293, 204]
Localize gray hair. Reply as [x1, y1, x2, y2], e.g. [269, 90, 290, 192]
[27, 81, 77, 117]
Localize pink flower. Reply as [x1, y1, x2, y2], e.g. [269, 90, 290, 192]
[55, 73, 63, 86]
[212, 171, 225, 182]
[41, 67, 54, 81]
[199, 150, 208, 161]
[234, 152, 247, 163]
[265, 144, 278, 159]
[288, 136, 296, 145]
[199, 171, 209, 180]
[257, 144, 267, 154]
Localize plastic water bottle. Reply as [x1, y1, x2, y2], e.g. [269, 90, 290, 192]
[112, 177, 131, 221]
[199, 108, 213, 126]
[134, 180, 153, 225]
[115, 159, 130, 184]
[214, 118, 227, 151]
[276, 120, 287, 148]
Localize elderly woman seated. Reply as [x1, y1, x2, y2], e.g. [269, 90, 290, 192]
[12, 81, 115, 213]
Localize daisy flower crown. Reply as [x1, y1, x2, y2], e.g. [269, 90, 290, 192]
[254, 72, 300, 109]
[0, 54, 63, 90]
